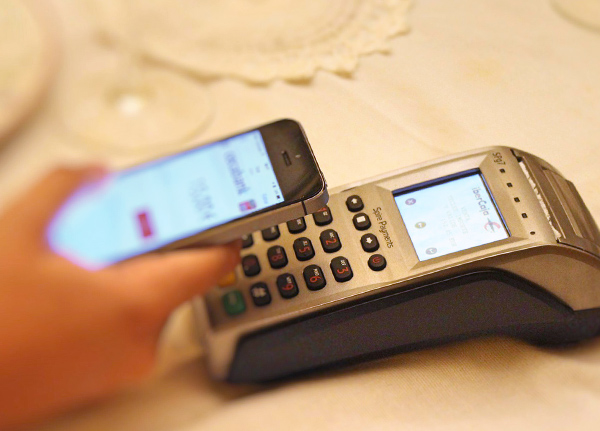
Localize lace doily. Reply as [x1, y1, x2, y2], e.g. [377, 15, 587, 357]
[0, 0, 57, 141]
[96, 0, 412, 83]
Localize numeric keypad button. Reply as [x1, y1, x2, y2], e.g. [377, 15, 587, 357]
[250, 282, 272, 306]
[241, 234, 253, 248]
[360, 233, 379, 252]
[222, 290, 246, 316]
[242, 254, 261, 277]
[267, 246, 288, 269]
[330, 256, 353, 282]
[320, 229, 342, 253]
[293, 237, 315, 261]
[346, 195, 364, 212]
[313, 206, 333, 226]
[287, 217, 306, 234]
[276, 274, 299, 299]
[352, 213, 371, 230]
[261, 226, 280, 241]
[217, 272, 236, 288]
[303, 265, 327, 291]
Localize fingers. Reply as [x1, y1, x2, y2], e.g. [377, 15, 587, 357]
[5, 166, 106, 243]
[113, 241, 241, 317]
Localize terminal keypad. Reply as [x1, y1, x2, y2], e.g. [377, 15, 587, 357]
[216, 192, 389, 318]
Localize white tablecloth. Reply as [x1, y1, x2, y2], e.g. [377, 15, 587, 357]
[2, 0, 600, 430]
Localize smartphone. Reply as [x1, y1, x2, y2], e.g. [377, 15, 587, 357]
[47, 119, 328, 270]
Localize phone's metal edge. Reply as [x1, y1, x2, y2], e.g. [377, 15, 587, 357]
[290, 118, 329, 215]
[154, 184, 328, 250]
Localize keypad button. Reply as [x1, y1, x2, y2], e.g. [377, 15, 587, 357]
[346, 195, 364, 212]
[368, 254, 387, 271]
[352, 213, 371, 230]
[276, 274, 299, 299]
[313, 206, 333, 226]
[242, 254, 261, 277]
[293, 237, 315, 261]
[330, 256, 353, 282]
[222, 290, 246, 316]
[320, 229, 342, 253]
[303, 265, 327, 291]
[261, 226, 280, 241]
[217, 271, 237, 288]
[241, 234, 253, 248]
[287, 217, 306, 234]
[360, 233, 379, 252]
[267, 245, 288, 269]
[250, 282, 272, 306]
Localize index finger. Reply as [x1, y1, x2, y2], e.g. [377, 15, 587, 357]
[109, 241, 241, 320]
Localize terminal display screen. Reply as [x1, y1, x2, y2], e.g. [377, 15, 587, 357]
[394, 172, 509, 261]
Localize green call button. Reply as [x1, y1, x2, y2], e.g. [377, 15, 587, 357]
[222, 290, 246, 316]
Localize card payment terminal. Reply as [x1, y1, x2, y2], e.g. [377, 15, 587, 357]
[193, 147, 600, 382]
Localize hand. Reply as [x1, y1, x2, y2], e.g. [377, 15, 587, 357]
[0, 167, 240, 429]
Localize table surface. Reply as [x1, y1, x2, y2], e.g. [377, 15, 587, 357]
[2, 0, 600, 430]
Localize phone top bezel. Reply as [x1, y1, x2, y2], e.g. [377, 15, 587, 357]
[258, 119, 326, 205]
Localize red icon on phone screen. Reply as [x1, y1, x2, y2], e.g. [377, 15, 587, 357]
[239, 200, 257, 212]
[137, 211, 154, 238]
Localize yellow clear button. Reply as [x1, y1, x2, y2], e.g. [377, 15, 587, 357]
[218, 271, 237, 288]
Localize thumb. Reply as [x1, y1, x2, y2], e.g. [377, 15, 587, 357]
[6, 166, 106, 242]
[112, 242, 241, 316]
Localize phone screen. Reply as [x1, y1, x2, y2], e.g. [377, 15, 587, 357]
[48, 130, 284, 269]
